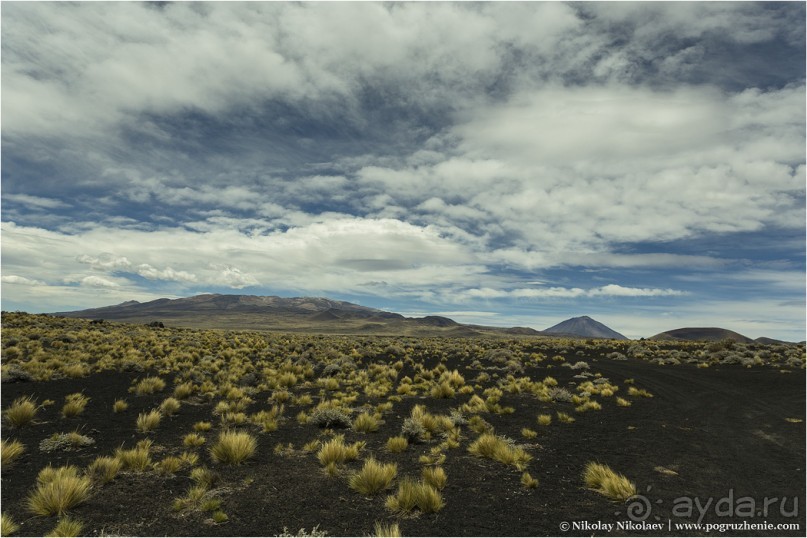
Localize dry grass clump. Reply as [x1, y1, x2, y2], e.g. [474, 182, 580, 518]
[45, 516, 83, 537]
[115, 440, 153, 472]
[317, 434, 363, 467]
[4, 396, 37, 427]
[159, 397, 181, 416]
[1, 513, 20, 536]
[373, 521, 401, 537]
[136, 409, 162, 433]
[616, 397, 632, 407]
[194, 421, 213, 432]
[583, 462, 637, 501]
[155, 456, 184, 476]
[131, 376, 166, 395]
[184, 433, 206, 447]
[556, 412, 575, 424]
[430, 382, 455, 399]
[86, 456, 121, 484]
[385, 477, 444, 513]
[352, 412, 381, 433]
[112, 399, 128, 413]
[385, 436, 408, 453]
[210, 430, 257, 465]
[521, 428, 537, 439]
[627, 387, 654, 398]
[575, 400, 602, 413]
[27, 466, 92, 516]
[421, 466, 447, 490]
[61, 393, 90, 418]
[521, 471, 539, 489]
[536, 414, 552, 426]
[1, 439, 25, 467]
[467, 433, 532, 470]
[348, 458, 397, 496]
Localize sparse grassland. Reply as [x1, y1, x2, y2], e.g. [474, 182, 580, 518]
[0, 311, 803, 537]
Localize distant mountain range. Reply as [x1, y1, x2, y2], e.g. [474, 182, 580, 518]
[52, 294, 788, 342]
[54, 294, 501, 337]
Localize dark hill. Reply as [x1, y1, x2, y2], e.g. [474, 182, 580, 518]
[650, 327, 753, 343]
[544, 316, 627, 340]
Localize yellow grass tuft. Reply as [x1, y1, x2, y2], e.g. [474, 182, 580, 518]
[348, 458, 397, 496]
[27, 466, 92, 516]
[521, 471, 539, 489]
[1, 439, 25, 467]
[583, 462, 637, 501]
[112, 399, 128, 413]
[467, 433, 532, 470]
[210, 430, 257, 465]
[556, 412, 575, 424]
[136, 409, 162, 433]
[61, 393, 90, 418]
[45, 516, 83, 537]
[385, 436, 408, 453]
[132, 376, 166, 395]
[628, 387, 653, 398]
[421, 466, 447, 490]
[115, 442, 152, 472]
[4, 396, 37, 427]
[373, 521, 401, 537]
[536, 414, 552, 426]
[86, 456, 121, 484]
[616, 397, 632, 407]
[352, 412, 380, 433]
[159, 397, 181, 416]
[385, 477, 444, 514]
[1, 513, 20, 536]
[317, 434, 362, 467]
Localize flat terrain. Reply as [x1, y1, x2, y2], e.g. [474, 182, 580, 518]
[1, 313, 804, 536]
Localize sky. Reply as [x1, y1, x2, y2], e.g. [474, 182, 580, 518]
[1, 1, 805, 341]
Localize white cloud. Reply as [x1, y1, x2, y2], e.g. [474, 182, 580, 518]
[1, 275, 46, 286]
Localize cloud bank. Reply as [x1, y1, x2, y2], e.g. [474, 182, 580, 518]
[2, 2, 804, 340]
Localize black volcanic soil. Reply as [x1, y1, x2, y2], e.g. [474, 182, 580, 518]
[1, 347, 804, 537]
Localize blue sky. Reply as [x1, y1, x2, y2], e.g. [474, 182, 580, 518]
[2, 2, 805, 340]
